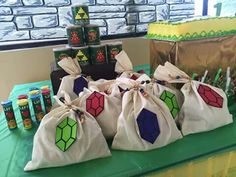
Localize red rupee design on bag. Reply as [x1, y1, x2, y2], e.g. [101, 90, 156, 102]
[86, 91, 104, 117]
[198, 84, 223, 108]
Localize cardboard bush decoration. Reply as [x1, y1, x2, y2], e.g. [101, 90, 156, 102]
[24, 92, 111, 171]
[112, 78, 183, 151]
[154, 62, 233, 136]
[57, 57, 91, 100]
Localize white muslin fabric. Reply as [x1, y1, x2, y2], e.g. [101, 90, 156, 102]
[24, 92, 111, 171]
[154, 62, 233, 136]
[115, 50, 143, 80]
[57, 57, 91, 100]
[139, 74, 184, 120]
[112, 79, 182, 151]
[78, 88, 121, 139]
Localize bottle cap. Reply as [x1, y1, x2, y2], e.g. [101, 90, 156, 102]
[30, 94, 41, 100]
[42, 89, 50, 95]
[17, 99, 28, 106]
[1, 100, 12, 107]
[17, 94, 28, 100]
[29, 90, 40, 95]
[41, 85, 49, 90]
[29, 87, 40, 91]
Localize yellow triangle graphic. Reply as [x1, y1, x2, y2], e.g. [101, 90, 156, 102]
[76, 50, 88, 61]
[83, 13, 88, 19]
[75, 7, 89, 20]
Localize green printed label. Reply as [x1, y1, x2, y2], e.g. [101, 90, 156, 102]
[19, 104, 32, 129]
[32, 98, 44, 123]
[3, 106, 17, 130]
[67, 27, 84, 47]
[43, 94, 52, 113]
[72, 6, 90, 25]
[54, 49, 71, 68]
[72, 47, 90, 66]
[90, 46, 107, 65]
[84, 26, 100, 45]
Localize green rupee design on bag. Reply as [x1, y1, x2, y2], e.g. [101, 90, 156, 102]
[160, 90, 180, 119]
[56, 117, 77, 152]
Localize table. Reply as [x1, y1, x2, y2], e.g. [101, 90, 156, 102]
[1, 78, 236, 177]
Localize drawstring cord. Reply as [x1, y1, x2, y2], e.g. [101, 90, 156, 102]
[54, 91, 85, 123]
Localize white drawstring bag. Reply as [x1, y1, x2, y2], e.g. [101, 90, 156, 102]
[112, 79, 182, 151]
[115, 50, 143, 80]
[24, 92, 111, 171]
[78, 88, 122, 139]
[139, 78, 184, 120]
[88, 78, 132, 100]
[154, 62, 233, 136]
[57, 57, 91, 100]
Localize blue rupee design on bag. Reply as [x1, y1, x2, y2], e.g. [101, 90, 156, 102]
[73, 77, 88, 95]
[137, 108, 160, 144]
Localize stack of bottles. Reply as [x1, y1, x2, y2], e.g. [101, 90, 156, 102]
[53, 4, 122, 68]
[1, 86, 52, 130]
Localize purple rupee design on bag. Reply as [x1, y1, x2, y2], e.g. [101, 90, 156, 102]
[73, 77, 88, 95]
[137, 108, 160, 144]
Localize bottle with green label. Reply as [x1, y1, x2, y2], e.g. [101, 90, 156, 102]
[42, 89, 52, 114]
[17, 99, 32, 130]
[30, 94, 45, 123]
[1, 100, 17, 130]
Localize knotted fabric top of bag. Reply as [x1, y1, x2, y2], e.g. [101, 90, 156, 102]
[88, 79, 119, 97]
[112, 78, 183, 151]
[57, 57, 91, 100]
[115, 50, 143, 80]
[24, 91, 111, 171]
[154, 62, 233, 136]
[139, 77, 184, 121]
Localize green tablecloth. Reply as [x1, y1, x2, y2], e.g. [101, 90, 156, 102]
[1, 71, 236, 177]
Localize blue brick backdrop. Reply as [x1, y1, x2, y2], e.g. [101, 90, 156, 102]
[0, 0, 195, 42]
